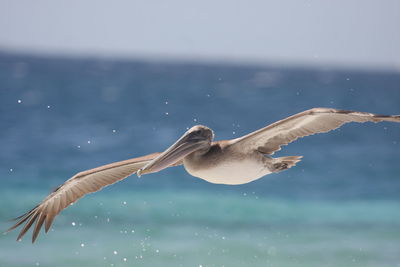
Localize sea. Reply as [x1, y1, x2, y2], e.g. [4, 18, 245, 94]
[0, 52, 399, 267]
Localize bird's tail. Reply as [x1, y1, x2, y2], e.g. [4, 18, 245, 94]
[272, 156, 303, 172]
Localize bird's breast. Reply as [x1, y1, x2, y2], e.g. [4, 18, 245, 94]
[183, 152, 270, 185]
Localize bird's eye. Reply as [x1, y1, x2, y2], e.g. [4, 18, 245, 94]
[194, 130, 202, 135]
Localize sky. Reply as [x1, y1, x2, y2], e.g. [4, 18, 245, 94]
[0, 0, 399, 70]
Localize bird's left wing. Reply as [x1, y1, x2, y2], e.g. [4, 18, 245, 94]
[229, 108, 400, 155]
[7, 152, 177, 243]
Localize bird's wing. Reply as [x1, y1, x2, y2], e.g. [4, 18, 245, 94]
[230, 108, 400, 155]
[8, 152, 181, 243]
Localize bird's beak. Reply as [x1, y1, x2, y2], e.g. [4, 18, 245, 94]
[137, 132, 208, 177]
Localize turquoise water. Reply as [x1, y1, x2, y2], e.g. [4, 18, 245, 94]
[1, 190, 400, 267]
[0, 52, 400, 266]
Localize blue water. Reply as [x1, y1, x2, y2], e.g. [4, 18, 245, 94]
[0, 52, 399, 266]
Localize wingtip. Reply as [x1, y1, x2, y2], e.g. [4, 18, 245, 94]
[16, 233, 24, 242]
[1, 228, 11, 237]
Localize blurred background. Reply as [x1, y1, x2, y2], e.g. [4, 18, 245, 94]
[0, 1, 399, 266]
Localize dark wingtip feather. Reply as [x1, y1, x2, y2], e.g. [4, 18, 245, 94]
[8, 205, 39, 223]
[16, 212, 39, 242]
[6, 208, 37, 233]
[44, 214, 56, 233]
[32, 214, 46, 243]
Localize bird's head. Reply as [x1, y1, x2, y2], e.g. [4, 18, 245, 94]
[137, 125, 214, 176]
[186, 125, 214, 144]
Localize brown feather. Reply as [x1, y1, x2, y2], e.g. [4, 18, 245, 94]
[7, 211, 33, 232]
[17, 212, 39, 241]
[44, 214, 56, 233]
[32, 213, 46, 243]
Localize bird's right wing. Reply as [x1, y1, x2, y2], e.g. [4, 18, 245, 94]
[7, 152, 180, 243]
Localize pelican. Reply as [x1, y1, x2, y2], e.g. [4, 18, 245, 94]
[7, 108, 400, 242]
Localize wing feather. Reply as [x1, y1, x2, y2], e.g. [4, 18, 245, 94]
[231, 108, 400, 155]
[45, 210, 57, 233]
[7, 152, 181, 242]
[32, 213, 46, 243]
[17, 212, 39, 241]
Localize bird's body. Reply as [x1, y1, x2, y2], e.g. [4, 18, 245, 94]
[183, 142, 273, 185]
[7, 107, 400, 242]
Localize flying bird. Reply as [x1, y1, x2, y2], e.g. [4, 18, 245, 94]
[7, 108, 400, 243]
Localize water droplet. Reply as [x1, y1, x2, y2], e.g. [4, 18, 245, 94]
[71, 222, 76, 226]
[9, 168, 13, 172]
[17, 99, 22, 103]
[47, 105, 51, 108]
[81, 243, 85, 247]
[87, 140, 91, 144]
[113, 250, 118, 255]
[112, 129, 116, 133]
[123, 258, 127, 262]
[165, 101, 168, 105]
[123, 201, 127, 205]
[165, 112, 169, 115]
